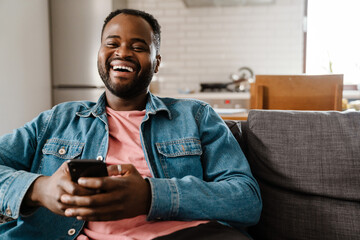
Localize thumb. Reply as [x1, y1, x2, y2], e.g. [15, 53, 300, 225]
[60, 161, 70, 174]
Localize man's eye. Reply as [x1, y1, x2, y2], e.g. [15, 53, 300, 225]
[133, 46, 146, 52]
[106, 43, 117, 47]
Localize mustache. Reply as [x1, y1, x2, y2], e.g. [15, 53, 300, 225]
[105, 57, 139, 71]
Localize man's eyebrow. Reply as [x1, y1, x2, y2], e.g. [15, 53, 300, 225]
[105, 35, 120, 39]
[131, 38, 149, 45]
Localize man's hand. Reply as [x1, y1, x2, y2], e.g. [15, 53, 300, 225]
[22, 161, 96, 216]
[60, 164, 151, 221]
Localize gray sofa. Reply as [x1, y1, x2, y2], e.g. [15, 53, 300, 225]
[226, 109, 360, 240]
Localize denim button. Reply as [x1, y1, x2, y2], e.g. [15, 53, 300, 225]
[68, 228, 76, 236]
[5, 206, 11, 216]
[96, 156, 103, 161]
[58, 148, 66, 155]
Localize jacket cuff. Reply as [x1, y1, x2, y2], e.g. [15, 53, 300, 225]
[1, 171, 42, 219]
[146, 178, 180, 221]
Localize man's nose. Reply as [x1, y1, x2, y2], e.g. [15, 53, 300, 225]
[114, 46, 132, 58]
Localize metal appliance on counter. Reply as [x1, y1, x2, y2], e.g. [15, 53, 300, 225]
[200, 67, 254, 92]
[196, 67, 253, 109]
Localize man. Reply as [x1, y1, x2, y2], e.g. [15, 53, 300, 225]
[0, 9, 261, 239]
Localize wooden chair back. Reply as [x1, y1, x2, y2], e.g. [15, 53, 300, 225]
[250, 74, 343, 111]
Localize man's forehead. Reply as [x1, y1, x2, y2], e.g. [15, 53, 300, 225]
[102, 14, 154, 41]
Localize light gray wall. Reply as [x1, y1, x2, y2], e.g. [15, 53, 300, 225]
[0, 0, 51, 135]
[50, 0, 112, 87]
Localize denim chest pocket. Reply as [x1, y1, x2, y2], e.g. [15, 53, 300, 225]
[155, 138, 203, 178]
[40, 139, 84, 175]
[42, 139, 84, 159]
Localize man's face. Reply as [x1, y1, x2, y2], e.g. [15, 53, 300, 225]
[98, 14, 161, 99]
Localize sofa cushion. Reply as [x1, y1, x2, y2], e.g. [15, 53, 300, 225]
[240, 110, 360, 240]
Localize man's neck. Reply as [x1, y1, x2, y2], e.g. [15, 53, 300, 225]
[105, 90, 148, 111]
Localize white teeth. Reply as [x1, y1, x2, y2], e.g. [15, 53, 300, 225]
[112, 65, 134, 72]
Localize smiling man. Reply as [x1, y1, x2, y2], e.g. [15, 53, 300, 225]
[98, 12, 161, 108]
[0, 9, 261, 240]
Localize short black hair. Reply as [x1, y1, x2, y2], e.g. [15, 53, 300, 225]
[101, 9, 161, 53]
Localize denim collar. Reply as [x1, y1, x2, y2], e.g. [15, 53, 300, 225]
[76, 92, 171, 119]
[145, 92, 172, 120]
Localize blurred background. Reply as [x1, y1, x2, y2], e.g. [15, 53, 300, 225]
[1, 0, 359, 134]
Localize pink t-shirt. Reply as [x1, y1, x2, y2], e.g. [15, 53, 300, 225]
[77, 107, 207, 240]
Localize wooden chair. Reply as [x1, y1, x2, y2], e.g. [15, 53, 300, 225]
[250, 74, 343, 111]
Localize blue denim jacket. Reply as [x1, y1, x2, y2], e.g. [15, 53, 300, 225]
[0, 93, 261, 239]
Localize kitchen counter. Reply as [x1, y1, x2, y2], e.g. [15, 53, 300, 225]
[158, 90, 360, 121]
[158, 92, 250, 108]
[343, 90, 360, 100]
[158, 92, 250, 100]
[162, 90, 360, 101]
[158, 92, 250, 120]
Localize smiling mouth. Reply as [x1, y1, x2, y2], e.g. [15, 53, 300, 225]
[112, 65, 134, 72]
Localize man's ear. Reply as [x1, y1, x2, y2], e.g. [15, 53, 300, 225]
[154, 55, 161, 73]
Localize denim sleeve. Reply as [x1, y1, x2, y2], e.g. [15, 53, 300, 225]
[147, 104, 262, 228]
[0, 110, 52, 219]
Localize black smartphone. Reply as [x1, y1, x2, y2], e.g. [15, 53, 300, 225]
[67, 159, 108, 182]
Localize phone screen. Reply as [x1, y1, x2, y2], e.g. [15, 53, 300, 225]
[67, 159, 108, 182]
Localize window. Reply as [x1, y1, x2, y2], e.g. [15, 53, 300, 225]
[306, 0, 360, 84]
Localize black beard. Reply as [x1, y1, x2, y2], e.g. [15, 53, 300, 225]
[97, 59, 154, 100]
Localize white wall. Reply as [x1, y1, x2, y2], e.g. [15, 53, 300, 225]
[128, 0, 305, 94]
[0, 0, 51, 135]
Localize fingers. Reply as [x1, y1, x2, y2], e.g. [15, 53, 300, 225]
[60, 164, 139, 200]
[77, 164, 141, 190]
[36, 162, 94, 216]
[60, 177, 129, 208]
[61, 192, 126, 221]
[76, 176, 128, 192]
[61, 180, 96, 196]
[60, 160, 70, 172]
[61, 192, 116, 207]
[56, 163, 97, 196]
[60, 172, 145, 207]
[107, 164, 122, 176]
[62, 177, 151, 221]
[107, 164, 136, 176]
[64, 205, 125, 221]
[60, 163, 152, 221]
